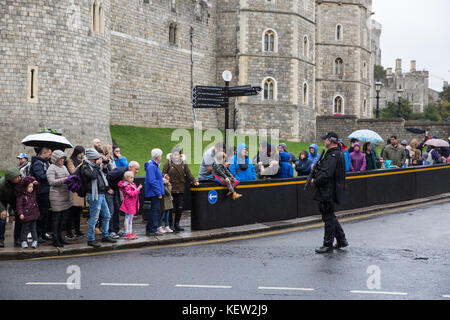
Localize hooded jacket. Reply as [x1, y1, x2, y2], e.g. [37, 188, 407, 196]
[278, 152, 294, 178]
[294, 153, 312, 176]
[350, 142, 366, 172]
[162, 149, 197, 193]
[278, 143, 298, 164]
[144, 159, 164, 198]
[0, 167, 21, 212]
[228, 143, 257, 181]
[118, 180, 140, 215]
[47, 150, 72, 212]
[15, 176, 40, 222]
[30, 155, 50, 194]
[308, 144, 320, 166]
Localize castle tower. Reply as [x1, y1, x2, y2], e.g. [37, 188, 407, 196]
[217, 0, 316, 141]
[0, 0, 111, 168]
[315, 0, 373, 118]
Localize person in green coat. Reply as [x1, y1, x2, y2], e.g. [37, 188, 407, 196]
[363, 142, 381, 171]
[0, 168, 22, 247]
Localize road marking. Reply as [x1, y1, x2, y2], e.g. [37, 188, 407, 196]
[26, 282, 73, 286]
[23, 198, 450, 261]
[350, 290, 408, 296]
[443, 295, 450, 298]
[176, 284, 232, 289]
[99, 283, 149, 287]
[258, 286, 315, 291]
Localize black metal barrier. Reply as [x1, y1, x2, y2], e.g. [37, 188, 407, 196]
[189, 164, 450, 230]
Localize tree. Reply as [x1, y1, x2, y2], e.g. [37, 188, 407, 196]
[374, 65, 386, 81]
[379, 98, 412, 120]
[439, 86, 450, 102]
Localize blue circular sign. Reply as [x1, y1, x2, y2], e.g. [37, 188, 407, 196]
[207, 190, 218, 205]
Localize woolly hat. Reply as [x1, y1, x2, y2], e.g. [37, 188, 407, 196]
[85, 148, 100, 160]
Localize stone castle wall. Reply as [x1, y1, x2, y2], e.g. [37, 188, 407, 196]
[317, 115, 450, 146]
[109, 0, 220, 130]
[0, 0, 111, 169]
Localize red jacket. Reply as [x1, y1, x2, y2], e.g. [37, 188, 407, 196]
[118, 180, 140, 215]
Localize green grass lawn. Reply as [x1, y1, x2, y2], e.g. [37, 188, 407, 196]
[110, 125, 325, 177]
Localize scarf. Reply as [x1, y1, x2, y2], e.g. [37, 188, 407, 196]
[86, 161, 109, 201]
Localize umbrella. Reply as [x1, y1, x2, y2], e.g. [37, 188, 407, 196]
[21, 132, 73, 150]
[405, 128, 426, 134]
[424, 139, 449, 148]
[348, 129, 383, 144]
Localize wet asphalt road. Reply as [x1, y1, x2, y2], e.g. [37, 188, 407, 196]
[0, 202, 449, 300]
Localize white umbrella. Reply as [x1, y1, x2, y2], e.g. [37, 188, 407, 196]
[22, 132, 73, 150]
[348, 130, 384, 144]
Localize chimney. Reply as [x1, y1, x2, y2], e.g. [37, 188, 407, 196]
[410, 60, 416, 72]
[395, 58, 402, 76]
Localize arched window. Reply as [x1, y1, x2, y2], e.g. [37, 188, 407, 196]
[336, 24, 342, 40]
[92, 1, 104, 34]
[169, 23, 177, 45]
[334, 96, 344, 114]
[334, 58, 343, 75]
[263, 29, 275, 52]
[303, 82, 308, 104]
[303, 36, 309, 58]
[263, 78, 276, 100]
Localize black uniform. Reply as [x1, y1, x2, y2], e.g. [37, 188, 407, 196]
[313, 146, 347, 248]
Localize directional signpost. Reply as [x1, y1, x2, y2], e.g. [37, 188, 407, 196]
[192, 71, 262, 148]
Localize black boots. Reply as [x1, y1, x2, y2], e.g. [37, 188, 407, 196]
[174, 213, 184, 232]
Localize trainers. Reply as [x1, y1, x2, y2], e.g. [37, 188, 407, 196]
[109, 232, 120, 239]
[27, 232, 32, 240]
[117, 231, 125, 237]
[21, 241, 28, 249]
[87, 240, 101, 248]
[43, 233, 53, 241]
[31, 241, 38, 249]
[101, 237, 117, 243]
[164, 226, 173, 233]
[124, 233, 133, 240]
[130, 233, 139, 239]
[157, 227, 166, 234]
[334, 240, 349, 249]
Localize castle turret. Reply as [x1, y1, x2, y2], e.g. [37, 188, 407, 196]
[315, 0, 373, 118]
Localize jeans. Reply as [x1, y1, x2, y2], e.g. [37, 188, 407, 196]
[145, 196, 161, 233]
[319, 201, 346, 247]
[21, 220, 38, 242]
[106, 191, 121, 234]
[160, 210, 170, 227]
[87, 194, 110, 241]
[36, 193, 50, 236]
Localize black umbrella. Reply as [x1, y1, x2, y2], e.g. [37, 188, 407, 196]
[405, 128, 427, 134]
[21, 132, 73, 151]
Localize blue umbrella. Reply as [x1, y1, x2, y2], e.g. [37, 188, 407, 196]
[348, 130, 383, 144]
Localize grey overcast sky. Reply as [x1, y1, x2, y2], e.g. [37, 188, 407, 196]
[372, 0, 450, 91]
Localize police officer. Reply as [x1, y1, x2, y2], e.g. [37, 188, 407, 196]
[310, 132, 348, 254]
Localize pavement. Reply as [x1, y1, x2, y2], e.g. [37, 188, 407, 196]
[0, 192, 449, 261]
[1, 201, 449, 300]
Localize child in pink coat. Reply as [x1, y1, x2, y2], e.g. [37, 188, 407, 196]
[118, 171, 142, 239]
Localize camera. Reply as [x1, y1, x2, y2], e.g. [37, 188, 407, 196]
[102, 158, 109, 165]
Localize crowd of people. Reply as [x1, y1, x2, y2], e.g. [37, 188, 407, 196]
[1, 133, 449, 249]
